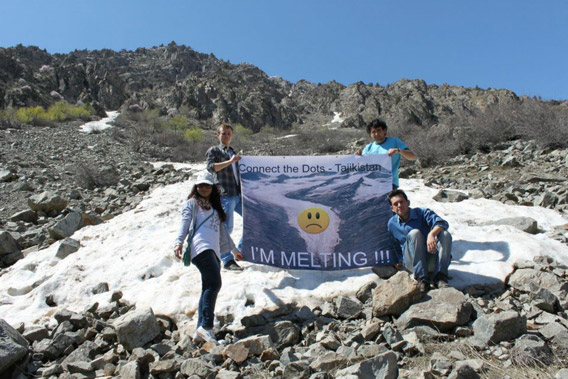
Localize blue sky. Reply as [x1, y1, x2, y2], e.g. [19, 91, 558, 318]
[1, 1, 567, 100]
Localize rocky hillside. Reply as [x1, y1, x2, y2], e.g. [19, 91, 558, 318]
[2, 256, 568, 378]
[0, 43, 557, 133]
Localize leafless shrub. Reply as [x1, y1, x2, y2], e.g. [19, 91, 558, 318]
[391, 97, 568, 167]
[513, 100, 568, 148]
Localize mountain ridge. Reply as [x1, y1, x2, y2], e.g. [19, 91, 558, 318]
[0, 42, 546, 132]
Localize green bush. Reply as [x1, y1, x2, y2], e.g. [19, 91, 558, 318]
[14, 102, 94, 124]
[234, 124, 253, 137]
[17, 106, 46, 123]
[184, 128, 204, 142]
[167, 114, 189, 131]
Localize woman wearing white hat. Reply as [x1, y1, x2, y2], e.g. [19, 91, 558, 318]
[174, 171, 242, 344]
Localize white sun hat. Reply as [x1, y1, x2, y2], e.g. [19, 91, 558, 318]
[195, 171, 214, 186]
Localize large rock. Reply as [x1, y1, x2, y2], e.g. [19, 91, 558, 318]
[309, 351, 349, 373]
[49, 211, 84, 240]
[270, 321, 300, 349]
[510, 334, 552, 366]
[372, 271, 422, 317]
[0, 231, 22, 268]
[229, 334, 273, 356]
[55, 237, 81, 259]
[0, 170, 16, 182]
[9, 209, 38, 223]
[507, 268, 565, 295]
[395, 288, 473, 332]
[335, 351, 398, 379]
[470, 311, 526, 347]
[0, 319, 29, 374]
[432, 189, 468, 203]
[28, 191, 68, 213]
[335, 296, 363, 319]
[180, 358, 215, 377]
[483, 217, 539, 234]
[113, 307, 160, 351]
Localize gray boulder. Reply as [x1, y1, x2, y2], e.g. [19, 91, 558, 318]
[0, 231, 22, 268]
[484, 217, 539, 234]
[28, 191, 68, 213]
[470, 311, 526, 347]
[535, 191, 558, 208]
[371, 265, 398, 279]
[49, 211, 84, 240]
[180, 358, 215, 377]
[335, 296, 363, 319]
[118, 360, 141, 379]
[433, 189, 469, 203]
[335, 351, 398, 379]
[9, 209, 38, 223]
[270, 320, 300, 349]
[0, 170, 16, 182]
[230, 334, 273, 356]
[395, 288, 473, 332]
[22, 325, 49, 342]
[55, 237, 81, 259]
[0, 319, 29, 374]
[113, 307, 160, 351]
[372, 271, 422, 317]
[511, 334, 552, 366]
[309, 351, 349, 373]
[507, 268, 565, 295]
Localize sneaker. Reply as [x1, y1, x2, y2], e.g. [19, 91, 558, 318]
[192, 331, 205, 343]
[434, 273, 450, 289]
[417, 278, 430, 293]
[224, 260, 243, 271]
[196, 326, 217, 344]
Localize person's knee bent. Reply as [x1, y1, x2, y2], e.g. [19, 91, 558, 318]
[407, 229, 424, 244]
[437, 230, 452, 250]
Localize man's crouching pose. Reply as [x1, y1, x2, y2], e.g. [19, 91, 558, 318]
[387, 189, 452, 292]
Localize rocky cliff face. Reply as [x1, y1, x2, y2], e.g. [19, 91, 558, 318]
[0, 43, 533, 131]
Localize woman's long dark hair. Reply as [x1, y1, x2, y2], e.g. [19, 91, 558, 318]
[188, 184, 227, 222]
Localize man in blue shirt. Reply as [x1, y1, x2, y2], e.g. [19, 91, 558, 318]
[387, 189, 452, 292]
[357, 118, 416, 189]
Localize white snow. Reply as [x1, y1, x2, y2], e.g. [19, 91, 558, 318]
[79, 111, 119, 133]
[331, 112, 344, 124]
[1, 171, 567, 331]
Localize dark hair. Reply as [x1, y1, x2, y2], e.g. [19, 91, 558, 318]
[217, 123, 234, 134]
[366, 118, 388, 134]
[188, 184, 227, 222]
[388, 189, 409, 204]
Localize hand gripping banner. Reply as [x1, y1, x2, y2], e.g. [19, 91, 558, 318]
[239, 155, 399, 270]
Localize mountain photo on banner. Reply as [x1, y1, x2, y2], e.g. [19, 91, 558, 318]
[239, 155, 398, 270]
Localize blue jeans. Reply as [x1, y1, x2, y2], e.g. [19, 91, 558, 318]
[220, 195, 243, 266]
[192, 250, 222, 328]
[402, 229, 452, 282]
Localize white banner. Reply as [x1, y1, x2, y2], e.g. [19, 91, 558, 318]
[239, 154, 399, 270]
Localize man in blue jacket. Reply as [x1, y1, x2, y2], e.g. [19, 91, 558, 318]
[387, 189, 452, 292]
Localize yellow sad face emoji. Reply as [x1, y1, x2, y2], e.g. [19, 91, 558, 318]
[297, 208, 330, 234]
